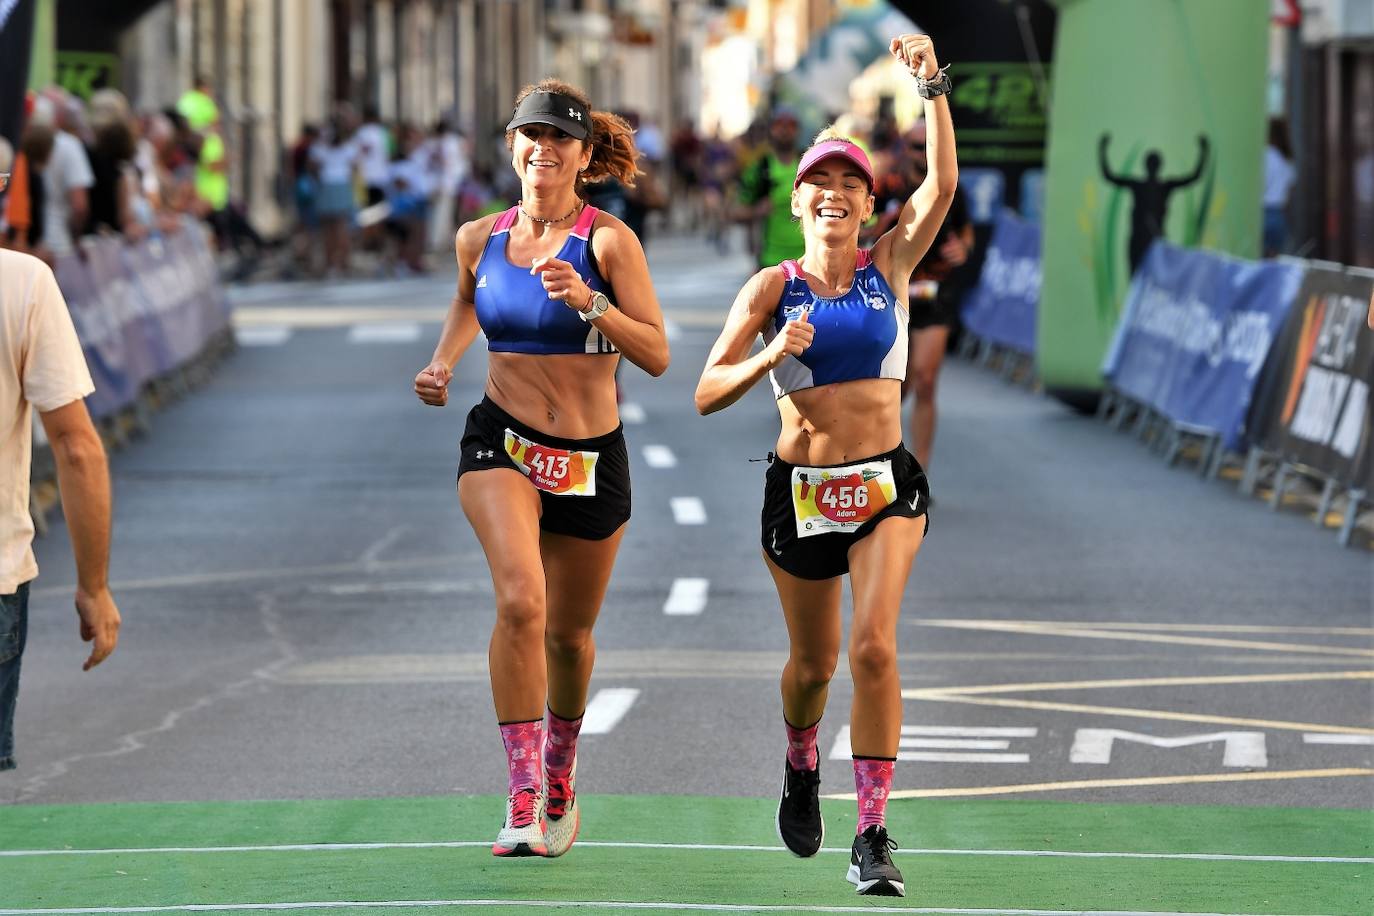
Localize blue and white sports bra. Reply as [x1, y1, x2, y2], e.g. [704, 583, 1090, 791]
[473, 205, 618, 355]
[762, 250, 908, 398]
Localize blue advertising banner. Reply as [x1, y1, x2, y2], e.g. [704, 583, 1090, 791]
[54, 224, 229, 420]
[960, 209, 1041, 355]
[1102, 241, 1303, 450]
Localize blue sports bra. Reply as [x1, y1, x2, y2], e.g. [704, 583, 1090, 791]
[762, 250, 908, 398]
[473, 205, 618, 355]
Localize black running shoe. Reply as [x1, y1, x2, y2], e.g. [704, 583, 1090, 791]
[776, 760, 823, 857]
[846, 824, 905, 896]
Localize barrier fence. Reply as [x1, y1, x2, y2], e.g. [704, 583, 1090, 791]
[29, 223, 235, 534]
[958, 223, 1374, 547]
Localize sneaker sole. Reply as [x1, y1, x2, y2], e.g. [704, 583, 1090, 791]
[846, 863, 905, 896]
[775, 770, 824, 858]
[492, 840, 548, 857]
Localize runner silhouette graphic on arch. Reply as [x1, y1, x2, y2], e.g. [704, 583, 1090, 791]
[1099, 133, 1210, 275]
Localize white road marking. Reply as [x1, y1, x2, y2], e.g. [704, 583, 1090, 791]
[1304, 733, 1374, 745]
[0, 902, 1344, 916]
[663, 578, 709, 616]
[347, 322, 422, 344]
[904, 726, 1039, 737]
[619, 402, 646, 424]
[664, 318, 683, 340]
[671, 497, 707, 525]
[1070, 729, 1267, 767]
[2, 840, 1366, 865]
[643, 445, 677, 468]
[901, 739, 1016, 750]
[234, 326, 292, 346]
[580, 688, 639, 734]
[831, 725, 1035, 764]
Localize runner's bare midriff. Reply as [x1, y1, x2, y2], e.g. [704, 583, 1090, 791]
[775, 378, 904, 465]
[486, 351, 623, 438]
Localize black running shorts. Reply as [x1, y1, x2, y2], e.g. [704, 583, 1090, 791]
[457, 396, 631, 540]
[760, 445, 930, 580]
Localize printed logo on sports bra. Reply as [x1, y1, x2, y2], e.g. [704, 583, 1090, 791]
[868, 291, 888, 310]
[476, 274, 488, 289]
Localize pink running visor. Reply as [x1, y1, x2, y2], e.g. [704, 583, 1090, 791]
[793, 140, 875, 191]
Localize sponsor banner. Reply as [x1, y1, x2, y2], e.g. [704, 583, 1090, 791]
[1248, 266, 1374, 489]
[1040, 0, 1268, 396]
[54, 224, 228, 419]
[1103, 241, 1303, 451]
[960, 209, 1041, 355]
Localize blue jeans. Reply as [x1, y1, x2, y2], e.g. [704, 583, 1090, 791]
[0, 582, 30, 771]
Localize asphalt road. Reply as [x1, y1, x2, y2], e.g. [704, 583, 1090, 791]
[8, 233, 1372, 813]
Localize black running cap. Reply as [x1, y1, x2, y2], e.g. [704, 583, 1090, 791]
[505, 91, 591, 141]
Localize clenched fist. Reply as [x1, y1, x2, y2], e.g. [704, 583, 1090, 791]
[890, 34, 940, 81]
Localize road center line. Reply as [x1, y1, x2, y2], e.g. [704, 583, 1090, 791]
[619, 402, 646, 424]
[671, 497, 707, 525]
[663, 578, 709, 616]
[580, 688, 640, 734]
[643, 445, 678, 468]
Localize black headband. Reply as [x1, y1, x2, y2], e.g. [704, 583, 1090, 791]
[505, 91, 591, 141]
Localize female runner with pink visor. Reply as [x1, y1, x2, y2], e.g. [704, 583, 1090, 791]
[695, 34, 957, 897]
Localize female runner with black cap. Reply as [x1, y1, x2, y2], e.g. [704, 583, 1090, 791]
[415, 79, 669, 858]
[695, 34, 956, 896]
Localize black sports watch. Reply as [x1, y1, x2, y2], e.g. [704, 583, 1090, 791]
[915, 67, 952, 100]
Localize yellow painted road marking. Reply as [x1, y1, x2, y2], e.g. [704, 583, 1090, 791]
[823, 767, 1374, 800]
[916, 620, 1374, 658]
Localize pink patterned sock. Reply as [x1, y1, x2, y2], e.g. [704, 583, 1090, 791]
[499, 718, 544, 795]
[853, 756, 895, 833]
[784, 716, 821, 771]
[544, 706, 583, 780]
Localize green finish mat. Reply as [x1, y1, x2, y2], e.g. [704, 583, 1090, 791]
[2, 795, 1369, 914]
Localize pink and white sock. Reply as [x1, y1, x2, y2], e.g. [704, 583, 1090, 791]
[853, 756, 895, 834]
[544, 706, 583, 780]
[499, 718, 544, 795]
[784, 716, 821, 771]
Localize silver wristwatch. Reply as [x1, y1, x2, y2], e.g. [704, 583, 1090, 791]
[579, 290, 612, 321]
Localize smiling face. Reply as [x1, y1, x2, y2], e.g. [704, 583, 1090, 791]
[511, 123, 592, 191]
[792, 156, 875, 242]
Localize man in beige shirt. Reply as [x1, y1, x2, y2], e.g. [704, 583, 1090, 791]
[1, 244, 121, 771]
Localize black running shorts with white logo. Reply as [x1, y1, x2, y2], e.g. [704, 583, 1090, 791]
[760, 444, 929, 580]
[457, 395, 631, 540]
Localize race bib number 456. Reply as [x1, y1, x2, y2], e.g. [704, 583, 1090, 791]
[791, 460, 896, 538]
[504, 429, 598, 496]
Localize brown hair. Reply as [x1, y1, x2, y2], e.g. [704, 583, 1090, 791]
[507, 78, 640, 190]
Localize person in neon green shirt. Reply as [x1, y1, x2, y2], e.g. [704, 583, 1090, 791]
[737, 109, 805, 268]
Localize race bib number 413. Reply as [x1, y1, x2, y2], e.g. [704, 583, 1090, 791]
[791, 460, 896, 538]
[504, 429, 598, 496]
